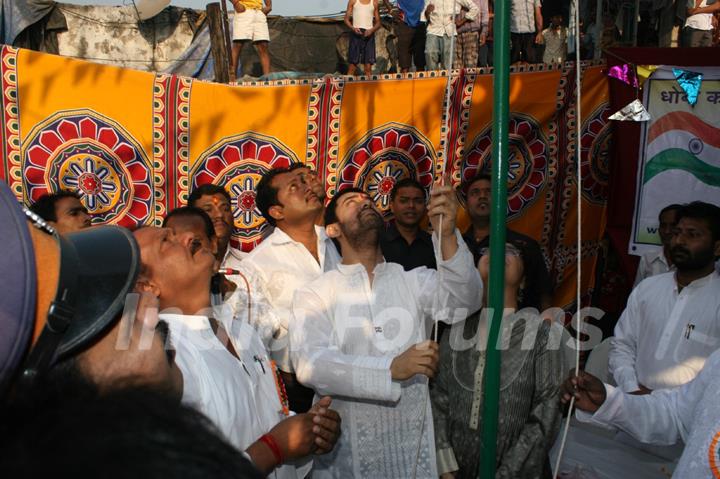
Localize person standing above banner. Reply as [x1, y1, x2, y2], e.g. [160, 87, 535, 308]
[229, 0, 272, 77]
[424, 0, 479, 70]
[384, 0, 427, 72]
[344, 0, 382, 76]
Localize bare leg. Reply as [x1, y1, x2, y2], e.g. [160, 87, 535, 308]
[254, 41, 271, 76]
[363, 63, 372, 76]
[348, 64, 357, 76]
[231, 41, 244, 80]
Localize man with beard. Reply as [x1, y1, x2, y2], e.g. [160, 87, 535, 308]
[610, 201, 720, 395]
[462, 173, 551, 311]
[134, 225, 342, 478]
[380, 178, 436, 271]
[242, 164, 340, 412]
[289, 180, 482, 478]
[634, 204, 682, 286]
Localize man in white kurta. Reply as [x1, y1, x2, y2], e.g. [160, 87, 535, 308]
[562, 348, 720, 478]
[133, 226, 341, 478]
[609, 202, 720, 393]
[290, 183, 483, 478]
[633, 204, 680, 286]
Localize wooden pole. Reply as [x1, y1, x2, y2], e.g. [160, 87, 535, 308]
[218, 0, 235, 81]
[207, 2, 230, 83]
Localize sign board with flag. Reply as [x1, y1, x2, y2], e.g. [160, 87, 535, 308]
[630, 67, 720, 256]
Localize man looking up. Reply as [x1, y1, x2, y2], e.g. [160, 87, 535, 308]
[634, 204, 681, 286]
[289, 178, 483, 477]
[610, 201, 720, 394]
[380, 178, 436, 271]
[242, 163, 341, 412]
[30, 191, 91, 235]
[189, 184, 246, 270]
[134, 225, 341, 477]
[462, 173, 551, 311]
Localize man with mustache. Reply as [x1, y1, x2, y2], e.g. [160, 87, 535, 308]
[134, 223, 341, 478]
[610, 201, 720, 395]
[289, 180, 483, 477]
[242, 164, 340, 413]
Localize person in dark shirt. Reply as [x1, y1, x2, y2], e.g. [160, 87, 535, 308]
[380, 178, 437, 270]
[461, 173, 552, 311]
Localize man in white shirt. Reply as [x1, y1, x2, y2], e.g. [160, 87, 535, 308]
[289, 180, 483, 477]
[684, 0, 717, 47]
[561, 348, 720, 478]
[634, 204, 681, 287]
[510, 0, 543, 63]
[241, 163, 341, 412]
[424, 0, 479, 70]
[133, 225, 341, 478]
[610, 201, 720, 394]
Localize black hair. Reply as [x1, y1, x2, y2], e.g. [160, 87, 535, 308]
[0, 386, 261, 478]
[255, 163, 307, 226]
[187, 184, 232, 208]
[659, 203, 682, 220]
[29, 191, 81, 222]
[323, 187, 367, 227]
[462, 172, 492, 194]
[675, 201, 720, 243]
[163, 206, 215, 240]
[389, 178, 425, 201]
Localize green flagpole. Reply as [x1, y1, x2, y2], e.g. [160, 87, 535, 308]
[478, 0, 510, 475]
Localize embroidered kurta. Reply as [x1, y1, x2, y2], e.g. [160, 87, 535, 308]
[289, 230, 482, 477]
[431, 312, 563, 478]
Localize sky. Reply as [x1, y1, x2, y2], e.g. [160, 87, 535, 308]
[68, 0, 349, 16]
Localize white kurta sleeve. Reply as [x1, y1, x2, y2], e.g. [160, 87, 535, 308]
[608, 288, 642, 392]
[576, 359, 710, 445]
[459, 0, 479, 20]
[289, 287, 402, 403]
[415, 229, 483, 326]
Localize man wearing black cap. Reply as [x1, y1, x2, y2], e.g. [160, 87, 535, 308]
[0, 181, 180, 399]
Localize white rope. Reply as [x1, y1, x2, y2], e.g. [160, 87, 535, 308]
[553, 0, 583, 476]
[412, 3, 456, 476]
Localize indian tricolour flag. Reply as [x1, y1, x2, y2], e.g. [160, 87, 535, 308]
[631, 74, 720, 255]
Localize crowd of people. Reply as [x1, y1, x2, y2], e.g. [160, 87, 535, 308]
[1, 163, 719, 477]
[224, 0, 720, 79]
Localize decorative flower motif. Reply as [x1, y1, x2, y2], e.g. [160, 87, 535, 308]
[22, 111, 153, 226]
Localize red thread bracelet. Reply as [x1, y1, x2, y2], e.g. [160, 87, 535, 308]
[260, 433, 284, 465]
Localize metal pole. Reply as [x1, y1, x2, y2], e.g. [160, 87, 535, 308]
[478, 0, 510, 475]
